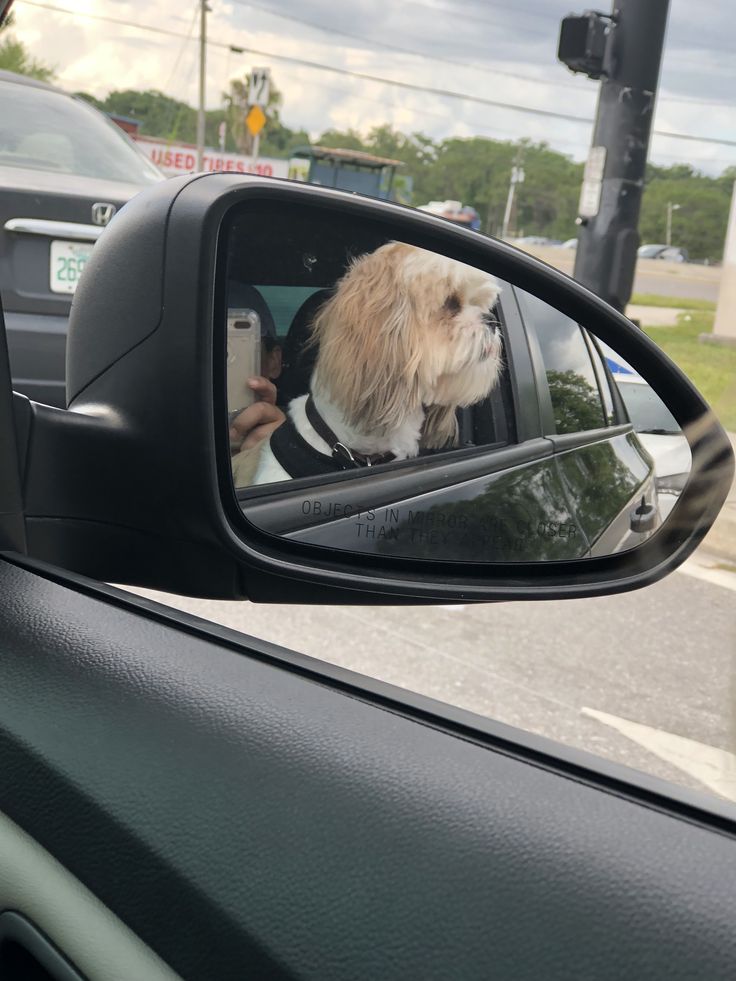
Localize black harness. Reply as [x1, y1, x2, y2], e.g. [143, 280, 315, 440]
[270, 395, 395, 478]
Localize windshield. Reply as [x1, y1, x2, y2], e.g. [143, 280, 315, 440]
[6, 0, 733, 813]
[0, 80, 162, 184]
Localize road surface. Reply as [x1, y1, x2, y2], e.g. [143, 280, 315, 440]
[129, 550, 735, 804]
[521, 246, 721, 303]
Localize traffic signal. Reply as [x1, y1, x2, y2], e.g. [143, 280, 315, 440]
[558, 12, 613, 80]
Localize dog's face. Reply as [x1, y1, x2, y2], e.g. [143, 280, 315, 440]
[312, 243, 502, 445]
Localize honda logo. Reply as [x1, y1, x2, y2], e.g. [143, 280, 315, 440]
[91, 202, 116, 226]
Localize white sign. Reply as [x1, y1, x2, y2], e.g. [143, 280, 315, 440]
[579, 145, 607, 218]
[248, 67, 271, 108]
[133, 137, 288, 179]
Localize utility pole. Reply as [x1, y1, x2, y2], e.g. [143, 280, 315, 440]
[196, 0, 208, 172]
[666, 201, 680, 247]
[558, 1, 671, 312]
[501, 150, 524, 240]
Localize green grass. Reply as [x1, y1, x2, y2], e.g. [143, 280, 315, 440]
[643, 311, 736, 431]
[630, 293, 716, 312]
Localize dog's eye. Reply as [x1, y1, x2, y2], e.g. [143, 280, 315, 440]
[444, 294, 461, 315]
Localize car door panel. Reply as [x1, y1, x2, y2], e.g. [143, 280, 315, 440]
[280, 447, 586, 561]
[1, 556, 735, 980]
[555, 430, 657, 554]
[0, 809, 179, 980]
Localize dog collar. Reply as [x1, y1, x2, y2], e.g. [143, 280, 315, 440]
[305, 395, 396, 469]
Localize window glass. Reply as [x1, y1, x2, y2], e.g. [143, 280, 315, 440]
[585, 333, 616, 425]
[0, 81, 161, 184]
[517, 290, 606, 434]
[617, 380, 681, 434]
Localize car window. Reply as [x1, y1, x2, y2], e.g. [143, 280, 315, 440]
[12, 0, 733, 811]
[516, 289, 606, 434]
[0, 81, 161, 183]
[617, 380, 681, 434]
[584, 333, 617, 426]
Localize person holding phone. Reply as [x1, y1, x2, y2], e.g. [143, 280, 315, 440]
[226, 284, 287, 486]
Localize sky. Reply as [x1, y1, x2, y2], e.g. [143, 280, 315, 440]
[10, 0, 736, 174]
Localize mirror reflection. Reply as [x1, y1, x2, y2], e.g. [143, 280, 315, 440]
[223, 202, 691, 563]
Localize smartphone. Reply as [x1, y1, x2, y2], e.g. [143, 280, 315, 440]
[227, 308, 262, 412]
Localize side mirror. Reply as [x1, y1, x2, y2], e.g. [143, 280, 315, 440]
[14, 174, 734, 603]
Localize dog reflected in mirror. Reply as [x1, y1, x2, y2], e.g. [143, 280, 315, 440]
[252, 242, 502, 484]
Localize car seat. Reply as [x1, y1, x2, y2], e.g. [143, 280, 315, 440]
[276, 288, 332, 407]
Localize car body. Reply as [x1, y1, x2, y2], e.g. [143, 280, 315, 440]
[637, 243, 689, 262]
[601, 345, 691, 520]
[0, 70, 163, 406]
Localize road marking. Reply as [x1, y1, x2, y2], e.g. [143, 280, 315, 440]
[676, 554, 736, 591]
[582, 707, 736, 802]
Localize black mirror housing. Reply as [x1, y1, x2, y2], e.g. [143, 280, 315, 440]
[14, 173, 734, 603]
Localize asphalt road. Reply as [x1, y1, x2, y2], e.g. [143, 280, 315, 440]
[633, 269, 720, 302]
[130, 552, 735, 804]
[520, 247, 722, 303]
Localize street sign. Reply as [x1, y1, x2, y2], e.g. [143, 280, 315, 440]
[245, 105, 266, 136]
[248, 67, 271, 107]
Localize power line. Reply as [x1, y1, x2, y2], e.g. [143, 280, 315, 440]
[240, 60, 736, 167]
[399, 0, 553, 36]
[19, 0, 736, 149]
[229, 0, 582, 91]
[232, 0, 736, 110]
[18, 0, 595, 124]
[162, 1, 199, 93]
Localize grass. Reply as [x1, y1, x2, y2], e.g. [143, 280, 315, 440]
[630, 293, 716, 312]
[642, 311, 736, 431]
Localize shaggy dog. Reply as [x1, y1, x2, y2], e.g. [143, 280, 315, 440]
[252, 242, 502, 484]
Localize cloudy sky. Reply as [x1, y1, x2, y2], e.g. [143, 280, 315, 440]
[11, 0, 736, 173]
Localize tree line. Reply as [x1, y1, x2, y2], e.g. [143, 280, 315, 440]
[72, 86, 736, 261]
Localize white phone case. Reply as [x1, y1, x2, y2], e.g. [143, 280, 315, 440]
[227, 308, 262, 412]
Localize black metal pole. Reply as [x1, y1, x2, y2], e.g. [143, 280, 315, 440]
[572, 0, 670, 312]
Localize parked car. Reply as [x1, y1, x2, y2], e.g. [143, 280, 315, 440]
[0, 69, 163, 406]
[637, 243, 689, 262]
[599, 343, 690, 520]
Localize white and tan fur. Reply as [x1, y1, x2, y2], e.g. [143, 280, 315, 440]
[253, 242, 502, 484]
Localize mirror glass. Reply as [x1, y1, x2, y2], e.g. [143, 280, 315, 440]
[223, 201, 691, 563]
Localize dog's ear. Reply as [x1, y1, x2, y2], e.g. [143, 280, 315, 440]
[312, 245, 424, 435]
[420, 404, 459, 450]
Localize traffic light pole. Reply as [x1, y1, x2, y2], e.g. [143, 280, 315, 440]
[196, 0, 208, 172]
[564, 0, 670, 312]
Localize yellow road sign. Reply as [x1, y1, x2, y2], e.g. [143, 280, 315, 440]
[245, 105, 266, 136]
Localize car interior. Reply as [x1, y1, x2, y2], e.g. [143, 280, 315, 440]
[0, 170, 733, 980]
